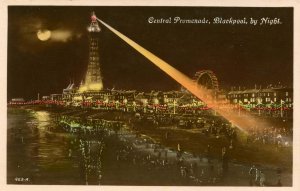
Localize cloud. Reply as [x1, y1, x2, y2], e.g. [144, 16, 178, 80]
[12, 16, 83, 54]
[19, 17, 43, 34]
[50, 29, 73, 42]
[17, 16, 81, 43]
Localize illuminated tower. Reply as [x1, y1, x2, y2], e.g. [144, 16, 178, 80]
[79, 12, 103, 92]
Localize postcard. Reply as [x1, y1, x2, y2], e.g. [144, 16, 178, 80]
[1, 1, 299, 191]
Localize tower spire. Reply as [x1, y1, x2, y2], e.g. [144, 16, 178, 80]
[79, 12, 103, 92]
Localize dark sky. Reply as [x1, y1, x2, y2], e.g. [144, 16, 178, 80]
[7, 6, 293, 100]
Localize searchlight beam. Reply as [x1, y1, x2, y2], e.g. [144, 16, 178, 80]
[97, 17, 270, 133]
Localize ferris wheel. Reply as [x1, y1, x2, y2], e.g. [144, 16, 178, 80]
[194, 70, 219, 91]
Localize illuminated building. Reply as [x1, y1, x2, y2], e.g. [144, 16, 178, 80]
[79, 12, 103, 92]
[9, 98, 25, 105]
[227, 86, 293, 108]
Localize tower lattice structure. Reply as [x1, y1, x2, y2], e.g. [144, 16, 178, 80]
[79, 12, 103, 92]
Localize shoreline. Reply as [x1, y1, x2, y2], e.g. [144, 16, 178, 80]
[8, 105, 293, 171]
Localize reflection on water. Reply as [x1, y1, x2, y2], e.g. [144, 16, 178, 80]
[7, 109, 81, 184]
[7, 108, 292, 186]
[34, 111, 50, 129]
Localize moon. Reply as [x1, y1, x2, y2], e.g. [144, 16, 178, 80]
[37, 29, 51, 41]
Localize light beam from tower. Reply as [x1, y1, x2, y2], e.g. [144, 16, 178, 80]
[97, 17, 272, 133]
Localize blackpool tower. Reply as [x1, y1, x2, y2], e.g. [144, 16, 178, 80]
[79, 12, 103, 92]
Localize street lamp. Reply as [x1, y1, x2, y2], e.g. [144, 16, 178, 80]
[154, 98, 159, 112]
[123, 98, 128, 112]
[133, 101, 136, 112]
[173, 99, 177, 115]
[143, 99, 148, 113]
[280, 99, 284, 118]
[104, 98, 109, 110]
[115, 100, 120, 110]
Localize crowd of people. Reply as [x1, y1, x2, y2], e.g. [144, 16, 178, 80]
[57, 114, 226, 185]
[53, 111, 289, 186]
[112, 135, 225, 185]
[247, 125, 292, 147]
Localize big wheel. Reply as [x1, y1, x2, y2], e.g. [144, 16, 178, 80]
[194, 70, 219, 91]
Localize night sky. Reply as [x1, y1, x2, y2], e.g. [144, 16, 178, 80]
[7, 6, 293, 100]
